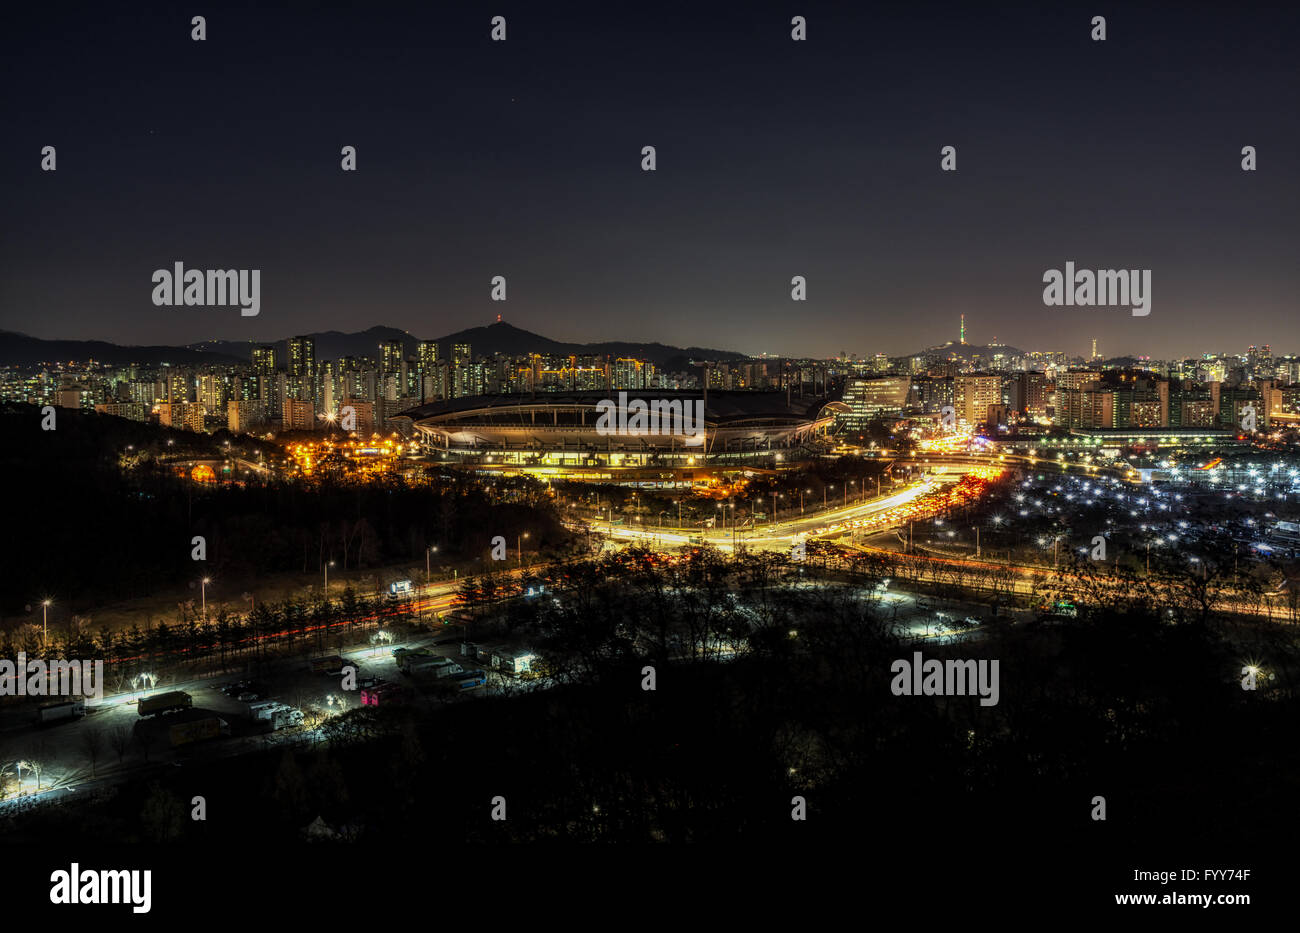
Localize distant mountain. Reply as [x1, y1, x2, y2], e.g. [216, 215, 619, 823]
[189, 326, 417, 367]
[193, 321, 749, 367]
[0, 323, 748, 369]
[912, 342, 1029, 359]
[429, 322, 748, 368]
[0, 330, 244, 367]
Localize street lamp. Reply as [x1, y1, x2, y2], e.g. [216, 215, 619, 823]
[324, 560, 335, 594]
[201, 578, 210, 621]
[518, 532, 529, 565]
[426, 545, 439, 583]
[41, 599, 51, 648]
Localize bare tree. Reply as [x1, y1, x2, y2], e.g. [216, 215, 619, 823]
[79, 728, 105, 778]
[107, 725, 133, 766]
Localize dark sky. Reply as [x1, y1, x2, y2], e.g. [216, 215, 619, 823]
[2, 1, 1297, 359]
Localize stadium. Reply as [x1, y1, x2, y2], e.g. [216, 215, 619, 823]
[395, 390, 845, 482]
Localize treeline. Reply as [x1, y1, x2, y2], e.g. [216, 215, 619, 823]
[0, 585, 417, 690]
[0, 405, 570, 613]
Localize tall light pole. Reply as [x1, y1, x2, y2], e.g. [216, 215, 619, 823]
[41, 599, 51, 649]
[426, 545, 438, 583]
[973, 526, 981, 559]
[324, 560, 335, 594]
[201, 578, 210, 621]
[518, 532, 529, 565]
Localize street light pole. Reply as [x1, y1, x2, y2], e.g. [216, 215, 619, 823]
[41, 599, 50, 648]
[201, 578, 210, 621]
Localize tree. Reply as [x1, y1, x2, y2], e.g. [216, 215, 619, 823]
[79, 728, 105, 778]
[107, 725, 133, 765]
[272, 750, 308, 821]
[140, 781, 184, 842]
[132, 727, 159, 764]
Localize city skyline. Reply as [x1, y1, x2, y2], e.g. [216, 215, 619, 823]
[3, 316, 1298, 366]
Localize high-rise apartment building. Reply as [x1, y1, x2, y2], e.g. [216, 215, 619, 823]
[954, 374, 1002, 427]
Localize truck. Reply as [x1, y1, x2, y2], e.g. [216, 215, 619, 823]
[310, 655, 347, 675]
[246, 700, 303, 730]
[137, 691, 192, 718]
[402, 654, 462, 679]
[448, 670, 487, 691]
[393, 647, 435, 672]
[360, 682, 409, 707]
[36, 699, 86, 725]
[168, 717, 230, 747]
[423, 658, 463, 679]
[246, 699, 280, 720]
[269, 706, 304, 730]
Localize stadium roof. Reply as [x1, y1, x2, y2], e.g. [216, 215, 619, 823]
[395, 391, 841, 426]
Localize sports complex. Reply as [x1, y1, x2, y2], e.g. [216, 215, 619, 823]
[395, 391, 845, 483]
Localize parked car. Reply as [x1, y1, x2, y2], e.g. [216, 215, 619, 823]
[237, 691, 259, 702]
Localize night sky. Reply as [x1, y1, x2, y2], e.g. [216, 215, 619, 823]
[2, 1, 1297, 359]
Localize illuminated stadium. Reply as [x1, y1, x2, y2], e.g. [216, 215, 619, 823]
[395, 391, 845, 481]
